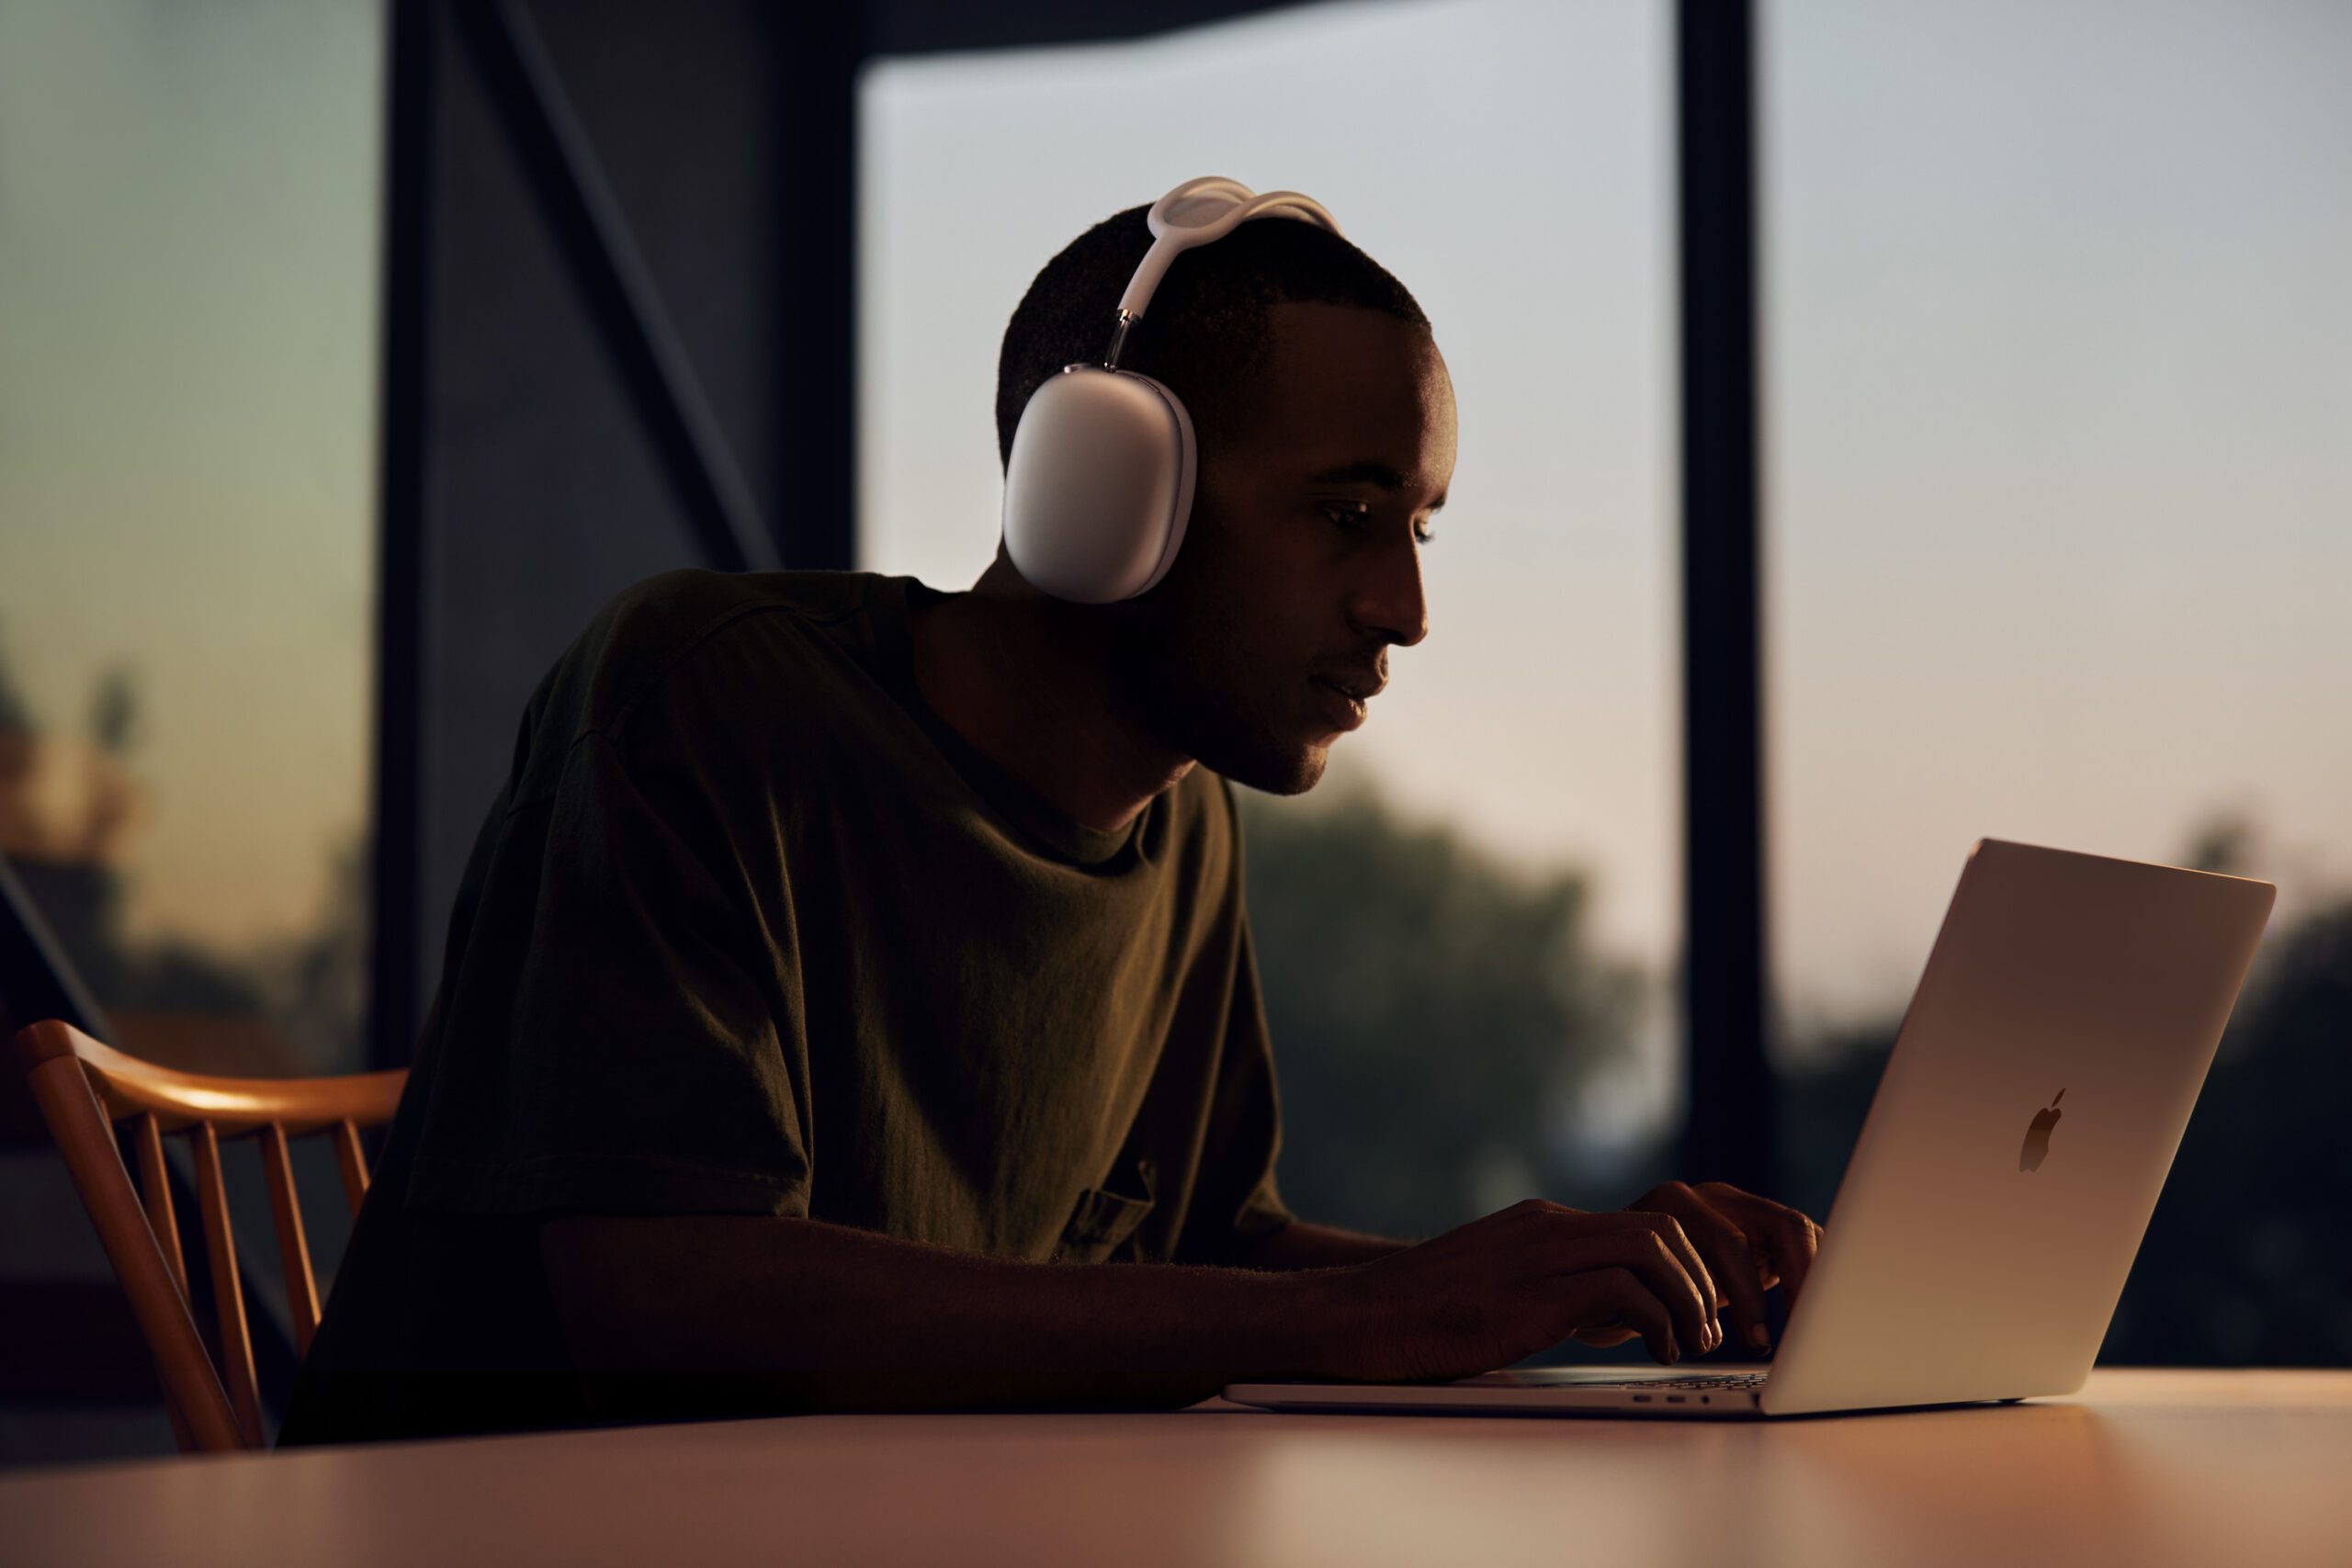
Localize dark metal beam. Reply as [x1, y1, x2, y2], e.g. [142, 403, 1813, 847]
[369, 0, 439, 1074]
[774, 3, 864, 570]
[1677, 0, 1777, 1193]
[869, 0, 1306, 56]
[458, 0, 781, 577]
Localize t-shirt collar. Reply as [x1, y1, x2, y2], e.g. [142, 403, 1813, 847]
[867, 575, 1155, 869]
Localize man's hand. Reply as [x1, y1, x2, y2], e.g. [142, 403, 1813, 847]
[1315, 1199, 1725, 1382]
[1621, 1180, 1824, 1353]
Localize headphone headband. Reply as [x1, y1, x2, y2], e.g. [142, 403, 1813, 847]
[1103, 176, 1342, 367]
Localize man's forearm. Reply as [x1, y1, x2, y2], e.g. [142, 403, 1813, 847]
[1243, 1219, 1410, 1270]
[540, 1213, 1356, 1416]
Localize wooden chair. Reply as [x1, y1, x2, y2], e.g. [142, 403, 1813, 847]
[12, 1018, 406, 1451]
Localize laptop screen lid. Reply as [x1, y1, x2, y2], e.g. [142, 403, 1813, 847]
[1759, 840, 2274, 1416]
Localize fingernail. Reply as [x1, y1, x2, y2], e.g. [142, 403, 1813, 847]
[1749, 1325, 1770, 1349]
[1711, 1320, 1724, 1350]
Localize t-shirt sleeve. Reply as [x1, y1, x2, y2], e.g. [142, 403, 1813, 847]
[403, 730, 810, 1220]
[1174, 915, 1295, 1263]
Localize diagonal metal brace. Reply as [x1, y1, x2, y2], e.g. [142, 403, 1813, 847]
[458, 0, 781, 574]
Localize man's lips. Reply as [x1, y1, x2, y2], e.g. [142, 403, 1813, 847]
[1314, 671, 1386, 703]
[1309, 671, 1385, 733]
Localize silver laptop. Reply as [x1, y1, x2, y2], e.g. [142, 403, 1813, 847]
[1226, 839, 2275, 1419]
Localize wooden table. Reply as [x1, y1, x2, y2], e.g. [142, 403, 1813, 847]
[3, 1371, 2346, 1566]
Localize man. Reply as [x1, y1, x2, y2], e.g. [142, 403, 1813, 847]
[284, 200, 1819, 1444]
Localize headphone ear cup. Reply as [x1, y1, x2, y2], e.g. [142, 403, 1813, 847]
[1002, 367, 1196, 604]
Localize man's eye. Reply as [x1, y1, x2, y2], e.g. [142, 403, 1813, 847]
[1319, 502, 1433, 546]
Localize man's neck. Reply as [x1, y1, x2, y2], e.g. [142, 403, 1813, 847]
[907, 559, 1194, 833]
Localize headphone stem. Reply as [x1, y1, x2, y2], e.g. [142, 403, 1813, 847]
[1102, 311, 1136, 370]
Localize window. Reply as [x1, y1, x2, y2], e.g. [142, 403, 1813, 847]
[860, 0, 1676, 1232]
[0, 0, 383, 1076]
[1766, 0, 2352, 1360]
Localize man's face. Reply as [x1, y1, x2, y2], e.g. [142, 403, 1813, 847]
[1116, 299, 1457, 795]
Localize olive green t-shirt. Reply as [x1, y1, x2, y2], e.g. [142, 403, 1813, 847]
[281, 570, 1290, 1444]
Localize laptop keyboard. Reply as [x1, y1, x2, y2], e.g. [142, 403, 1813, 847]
[1570, 1373, 1768, 1392]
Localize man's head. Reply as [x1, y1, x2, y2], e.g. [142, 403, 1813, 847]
[996, 203, 1456, 795]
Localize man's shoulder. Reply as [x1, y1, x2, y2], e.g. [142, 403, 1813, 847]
[500, 570, 899, 796]
[603, 566, 876, 633]
[552, 569, 888, 734]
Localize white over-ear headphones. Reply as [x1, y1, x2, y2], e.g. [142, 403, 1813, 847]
[1001, 176, 1343, 604]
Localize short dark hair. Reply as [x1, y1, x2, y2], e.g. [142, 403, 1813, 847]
[995, 202, 1429, 469]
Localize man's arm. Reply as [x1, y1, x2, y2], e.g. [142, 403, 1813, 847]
[1239, 1220, 1409, 1270]
[542, 1213, 1331, 1414]
[540, 1200, 1731, 1418]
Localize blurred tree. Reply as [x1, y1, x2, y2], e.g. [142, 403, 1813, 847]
[2105, 895, 2352, 1364]
[1776, 1022, 1892, 1230]
[1239, 779, 1644, 1239]
[89, 665, 139, 755]
[263, 831, 371, 1073]
[2183, 807, 2259, 878]
[0, 620, 30, 737]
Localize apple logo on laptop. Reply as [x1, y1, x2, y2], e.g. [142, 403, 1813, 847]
[2018, 1089, 2065, 1172]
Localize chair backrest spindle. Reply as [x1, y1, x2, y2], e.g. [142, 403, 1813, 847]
[332, 1116, 371, 1214]
[257, 1122, 322, 1355]
[189, 1122, 265, 1448]
[130, 1113, 188, 1299]
[128, 1110, 202, 1453]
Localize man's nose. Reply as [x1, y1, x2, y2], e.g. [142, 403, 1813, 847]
[1347, 539, 1429, 649]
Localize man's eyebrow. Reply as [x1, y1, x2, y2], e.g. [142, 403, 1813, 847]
[1307, 460, 1447, 509]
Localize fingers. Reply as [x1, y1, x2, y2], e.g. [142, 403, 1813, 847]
[1521, 1205, 1714, 1357]
[1637, 1182, 1765, 1353]
[1562, 1268, 1678, 1365]
[1765, 1207, 1822, 1309]
[1687, 1196, 1773, 1352]
[1498, 1207, 1706, 1359]
[1697, 1181, 1826, 1331]
[1488, 1188, 1824, 1367]
[1589, 1225, 1715, 1359]
[1624, 1211, 1721, 1353]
